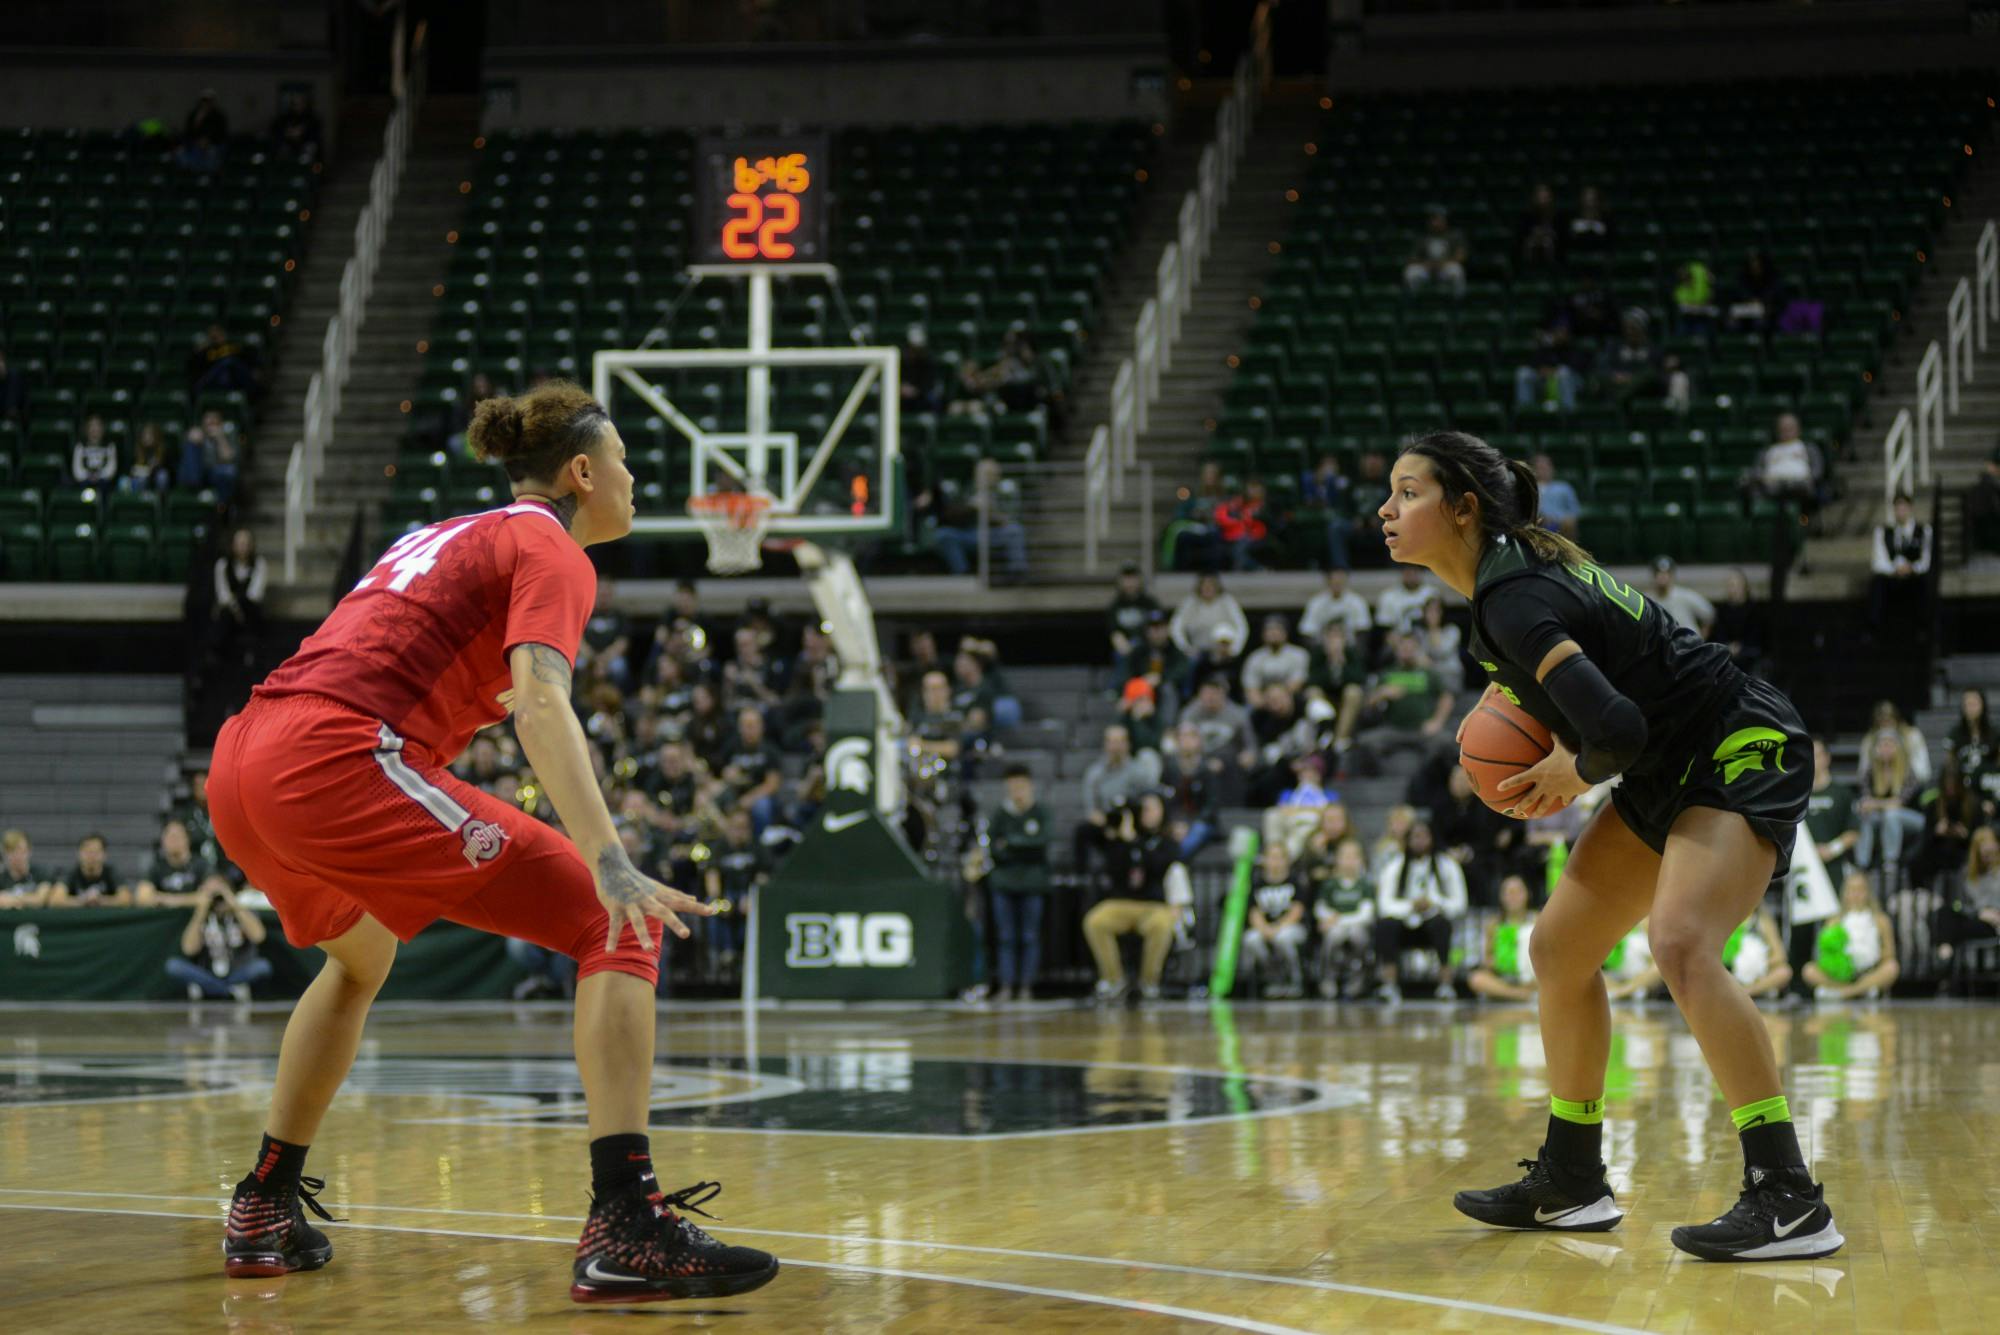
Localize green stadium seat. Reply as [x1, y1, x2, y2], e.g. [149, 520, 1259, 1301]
[47, 521, 96, 580]
[99, 521, 157, 581]
[1, 521, 46, 579]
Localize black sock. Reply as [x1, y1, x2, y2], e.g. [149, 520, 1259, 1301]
[1739, 1120, 1807, 1174]
[1544, 1114, 1602, 1170]
[590, 1133, 654, 1198]
[243, 1132, 309, 1194]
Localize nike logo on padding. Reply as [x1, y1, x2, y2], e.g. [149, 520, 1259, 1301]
[1773, 1211, 1815, 1238]
[822, 810, 869, 833]
[582, 1258, 648, 1284]
[1534, 1205, 1584, 1223]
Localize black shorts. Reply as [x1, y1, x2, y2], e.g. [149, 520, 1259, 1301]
[1611, 674, 1811, 880]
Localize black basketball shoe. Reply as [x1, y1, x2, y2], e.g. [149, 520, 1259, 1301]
[1670, 1166, 1844, 1262]
[1453, 1148, 1624, 1232]
[571, 1178, 780, 1304]
[222, 1174, 336, 1277]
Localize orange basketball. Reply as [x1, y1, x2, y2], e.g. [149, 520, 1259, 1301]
[1458, 693, 1567, 819]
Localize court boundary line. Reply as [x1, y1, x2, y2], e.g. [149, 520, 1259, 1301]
[0, 1190, 1657, 1335]
[0, 1202, 1323, 1335]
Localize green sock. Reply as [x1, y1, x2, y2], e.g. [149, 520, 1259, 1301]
[1732, 1095, 1805, 1172]
[1546, 1094, 1603, 1165]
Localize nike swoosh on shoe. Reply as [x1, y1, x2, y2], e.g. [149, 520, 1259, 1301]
[1533, 1205, 1584, 1223]
[582, 1258, 652, 1284]
[1772, 1211, 1816, 1238]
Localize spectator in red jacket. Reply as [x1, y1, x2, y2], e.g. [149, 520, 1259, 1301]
[1216, 479, 1272, 571]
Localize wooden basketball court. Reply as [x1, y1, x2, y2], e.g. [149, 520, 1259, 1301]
[2, 999, 1995, 1333]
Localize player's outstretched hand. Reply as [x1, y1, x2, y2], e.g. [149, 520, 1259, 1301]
[1494, 734, 1589, 821]
[593, 847, 713, 952]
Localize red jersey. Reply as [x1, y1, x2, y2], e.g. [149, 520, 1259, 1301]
[256, 498, 596, 763]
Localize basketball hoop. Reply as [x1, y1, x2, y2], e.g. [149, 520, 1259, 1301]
[688, 492, 774, 574]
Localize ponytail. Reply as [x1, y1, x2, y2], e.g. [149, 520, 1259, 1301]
[1402, 430, 1596, 568]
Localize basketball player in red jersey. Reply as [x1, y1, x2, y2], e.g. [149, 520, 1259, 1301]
[207, 382, 779, 1303]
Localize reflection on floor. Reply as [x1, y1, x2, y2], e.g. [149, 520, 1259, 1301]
[2, 998, 1995, 1333]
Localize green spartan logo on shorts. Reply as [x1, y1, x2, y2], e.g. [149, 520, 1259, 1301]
[1709, 727, 1790, 785]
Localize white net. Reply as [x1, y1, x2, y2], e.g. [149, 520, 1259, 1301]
[688, 494, 773, 575]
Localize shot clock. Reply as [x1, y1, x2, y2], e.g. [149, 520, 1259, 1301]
[693, 136, 829, 265]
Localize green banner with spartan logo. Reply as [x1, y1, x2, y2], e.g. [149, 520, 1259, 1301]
[0, 909, 527, 1001]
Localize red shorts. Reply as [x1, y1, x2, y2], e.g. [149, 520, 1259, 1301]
[209, 692, 659, 984]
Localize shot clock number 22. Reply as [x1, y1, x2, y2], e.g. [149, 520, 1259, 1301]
[694, 137, 829, 265]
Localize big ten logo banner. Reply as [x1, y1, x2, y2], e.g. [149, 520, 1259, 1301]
[784, 912, 913, 968]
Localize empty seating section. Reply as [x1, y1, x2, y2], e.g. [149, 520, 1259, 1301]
[0, 128, 312, 580]
[1217, 75, 1982, 565]
[399, 122, 1155, 537]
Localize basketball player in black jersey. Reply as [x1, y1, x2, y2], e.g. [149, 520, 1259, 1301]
[1378, 431, 1841, 1262]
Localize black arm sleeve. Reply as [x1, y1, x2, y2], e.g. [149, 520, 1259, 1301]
[1480, 579, 1647, 783]
[1541, 653, 1648, 783]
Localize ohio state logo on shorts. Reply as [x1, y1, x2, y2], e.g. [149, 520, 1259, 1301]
[460, 818, 509, 867]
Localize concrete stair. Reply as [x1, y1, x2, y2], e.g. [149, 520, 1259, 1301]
[249, 96, 482, 593]
[1018, 93, 1321, 581]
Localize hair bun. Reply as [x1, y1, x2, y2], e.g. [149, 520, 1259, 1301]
[466, 395, 527, 463]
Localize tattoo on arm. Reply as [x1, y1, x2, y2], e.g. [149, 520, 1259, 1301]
[595, 846, 651, 907]
[523, 643, 574, 693]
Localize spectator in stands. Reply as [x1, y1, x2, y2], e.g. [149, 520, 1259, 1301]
[182, 410, 242, 502]
[899, 326, 940, 414]
[983, 763, 1052, 1001]
[1948, 689, 1999, 823]
[1533, 453, 1581, 540]
[719, 707, 785, 831]
[1515, 183, 1562, 270]
[1751, 412, 1826, 519]
[950, 647, 1001, 739]
[1121, 610, 1189, 711]
[1559, 274, 1619, 342]
[703, 807, 767, 968]
[720, 624, 782, 716]
[269, 89, 322, 164]
[1712, 569, 1765, 676]
[71, 414, 118, 486]
[209, 528, 268, 663]
[1806, 739, 1861, 881]
[1370, 803, 1417, 878]
[934, 459, 1027, 577]
[1372, 819, 1466, 1002]
[958, 635, 1021, 731]
[137, 820, 224, 907]
[1248, 685, 1318, 806]
[1299, 452, 1356, 570]
[188, 324, 254, 396]
[1803, 872, 1900, 1000]
[1854, 727, 1926, 877]
[1415, 597, 1464, 696]
[0, 349, 27, 425]
[1566, 185, 1613, 264]
[1868, 492, 1933, 633]
[1912, 763, 1980, 890]
[1862, 699, 1931, 787]
[53, 834, 127, 906]
[1106, 561, 1159, 664]
[1215, 478, 1273, 570]
[1430, 762, 1517, 906]
[1160, 722, 1222, 860]
[1350, 633, 1453, 776]
[1933, 826, 2000, 973]
[1374, 565, 1437, 639]
[1240, 843, 1308, 997]
[1304, 621, 1367, 754]
[165, 879, 271, 1002]
[1403, 207, 1468, 298]
[1170, 460, 1231, 571]
[1170, 572, 1248, 680]
[1074, 723, 1163, 879]
[1468, 874, 1539, 1003]
[1648, 557, 1714, 638]
[1083, 791, 1186, 1003]
[1180, 675, 1255, 776]
[1300, 567, 1372, 643]
[1724, 249, 1785, 333]
[1514, 316, 1584, 413]
[1118, 678, 1164, 755]
[907, 670, 963, 771]
[185, 87, 229, 145]
[0, 830, 57, 907]
[1673, 259, 1717, 336]
[119, 423, 173, 494]
[1241, 614, 1309, 706]
[1309, 837, 1375, 998]
[1596, 309, 1689, 411]
[1968, 445, 2000, 559]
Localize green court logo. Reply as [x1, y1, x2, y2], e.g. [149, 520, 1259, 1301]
[1712, 727, 1789, 785]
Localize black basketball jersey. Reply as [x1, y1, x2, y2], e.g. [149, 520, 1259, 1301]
[1466, 535, 1740, 779]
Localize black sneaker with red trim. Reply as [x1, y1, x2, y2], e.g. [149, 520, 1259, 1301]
[222, 1175, 336, 1277]
[570, 1178, 779, 1304]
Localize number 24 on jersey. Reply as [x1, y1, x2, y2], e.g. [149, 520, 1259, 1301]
[356, 521, 475, 594]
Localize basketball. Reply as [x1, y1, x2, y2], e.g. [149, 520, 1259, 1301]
[1458, 693, 1564, 818]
